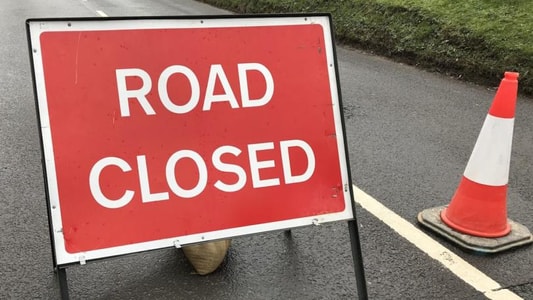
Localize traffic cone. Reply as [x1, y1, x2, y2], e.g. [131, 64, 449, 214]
[418, 72, 532, 253]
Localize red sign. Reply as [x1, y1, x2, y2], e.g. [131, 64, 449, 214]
[28, 16, 353, 265]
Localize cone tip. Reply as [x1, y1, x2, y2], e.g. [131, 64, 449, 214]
[489, 71, 518, 118]
[504, 72, 519, 81]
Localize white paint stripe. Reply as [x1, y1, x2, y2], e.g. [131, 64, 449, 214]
[463, 115, 514, 186]
[353, 185, 522, 300]
[96, 10, 108, 17]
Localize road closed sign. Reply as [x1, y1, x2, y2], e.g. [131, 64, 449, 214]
[27, 15, 354, 265]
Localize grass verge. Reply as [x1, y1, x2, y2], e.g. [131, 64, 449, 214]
[199, 0, 533, 96]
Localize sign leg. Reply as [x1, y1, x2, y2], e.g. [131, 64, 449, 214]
[56, 267, 70, 300]
[348, 220, 368, 299]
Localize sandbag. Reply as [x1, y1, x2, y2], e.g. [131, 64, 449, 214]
[182, 239, 231, 275]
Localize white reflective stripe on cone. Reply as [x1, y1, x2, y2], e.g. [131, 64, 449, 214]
[463, 114, 514, 186]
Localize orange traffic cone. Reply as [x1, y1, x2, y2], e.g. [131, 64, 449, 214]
[418, 72, 532, 253]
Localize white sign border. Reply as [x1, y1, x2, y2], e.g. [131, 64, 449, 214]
[27, 15, 354, 266]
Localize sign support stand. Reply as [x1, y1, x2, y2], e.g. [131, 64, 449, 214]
[349, 219, 368, 299]
[52, 225, 367, 300]
[56, 266, 70, 300]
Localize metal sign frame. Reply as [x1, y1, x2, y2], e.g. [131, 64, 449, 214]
[27, 14, 367, 299]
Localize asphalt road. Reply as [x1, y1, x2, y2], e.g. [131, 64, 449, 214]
[1, 0, 532, 299]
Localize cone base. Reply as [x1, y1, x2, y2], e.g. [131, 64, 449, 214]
[418, 206, 532, 254]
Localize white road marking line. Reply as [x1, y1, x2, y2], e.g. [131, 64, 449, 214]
[96, 10, 108, 17]
[353, 185, 522, 300]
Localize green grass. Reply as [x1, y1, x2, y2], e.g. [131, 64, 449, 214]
[199, 0, 533, 96]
